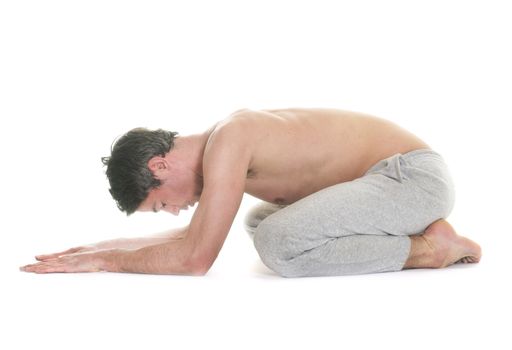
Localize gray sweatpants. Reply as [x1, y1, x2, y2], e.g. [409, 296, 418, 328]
[244, 149, 455, 277]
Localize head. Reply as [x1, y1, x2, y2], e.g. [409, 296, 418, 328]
[102, 128, 202, 216]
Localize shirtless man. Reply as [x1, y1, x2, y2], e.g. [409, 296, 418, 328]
[21, 108, 481, 276]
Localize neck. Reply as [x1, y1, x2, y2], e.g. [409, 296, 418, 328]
[172, 132, 210, 177]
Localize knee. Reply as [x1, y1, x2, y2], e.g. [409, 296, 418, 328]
[253, 218, 303, 278]
[431, 163, 456, 219]
[244, 202, 286, 240]
[243, 205, 261, 240]
[434, 176, 456, 219]
[443, 179, 456, 218]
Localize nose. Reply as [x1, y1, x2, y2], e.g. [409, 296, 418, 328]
[163, 206, 180, 216]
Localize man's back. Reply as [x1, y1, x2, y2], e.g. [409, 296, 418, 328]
[213, 108, 430, 205]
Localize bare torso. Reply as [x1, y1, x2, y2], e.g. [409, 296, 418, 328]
[210, 108, 430, 205]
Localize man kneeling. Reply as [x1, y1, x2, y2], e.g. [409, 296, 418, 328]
[21, 108, 481, 276]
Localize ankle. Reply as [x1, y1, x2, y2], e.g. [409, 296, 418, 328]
[404, 235, 442, 269]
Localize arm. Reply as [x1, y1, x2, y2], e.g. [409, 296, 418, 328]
[31, 225, 189, 262]
[91, 225, 189, 250]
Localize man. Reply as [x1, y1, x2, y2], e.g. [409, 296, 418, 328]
[21, 108, 481, 276]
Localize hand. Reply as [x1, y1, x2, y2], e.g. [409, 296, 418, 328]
[20, 249, 108, 274]
[33, 245, 98, 262]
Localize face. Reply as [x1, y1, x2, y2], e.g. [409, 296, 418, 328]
[137, 156, 203, 215]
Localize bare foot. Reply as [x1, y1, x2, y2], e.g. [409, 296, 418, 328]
[423, 219, 482, 268]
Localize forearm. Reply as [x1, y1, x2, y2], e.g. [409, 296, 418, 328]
[22, 229, 201, 275]
[93, 226, 188, 250]
[103, 238, 201, 275]
[93, 237, 177, 250]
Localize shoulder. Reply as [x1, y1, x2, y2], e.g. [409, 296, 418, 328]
[202, 110, 256, 172]
[207, 109, 263, 146]
[203, 108, 282, 162]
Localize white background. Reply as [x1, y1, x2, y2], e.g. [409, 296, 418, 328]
[1, 1, 511, 349]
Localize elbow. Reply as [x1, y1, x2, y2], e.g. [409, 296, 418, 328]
[187, 259, 211, 276]
[182, 239, 217, 276]
[185, 252, 214, 276]
[192, 265, 210, 276]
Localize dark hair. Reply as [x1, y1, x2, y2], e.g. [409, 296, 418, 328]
[101, 128, 179, 215]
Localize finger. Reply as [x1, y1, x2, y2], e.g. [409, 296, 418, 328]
[35, 249, 76, 261]
[21, 264, 43, 272]
[21, 262, 45, 271]
[25, 266, 63, 274]
[35, 247, 82, 261]
[24, 264, 97, 274]
[21, 259, 86, 273]
[22, 261, 65, 273]
[20, 263, 42, 271]
[23, 254, 101, 273]
[23, 260, 58, 272]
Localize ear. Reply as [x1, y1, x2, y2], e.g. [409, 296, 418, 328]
[147, 156, 169, 179]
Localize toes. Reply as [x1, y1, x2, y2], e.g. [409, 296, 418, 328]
[455, 256, 479, 264]
[455, 257, 471, 264]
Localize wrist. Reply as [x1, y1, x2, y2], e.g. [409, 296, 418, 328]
[98, 248, 129, 272]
